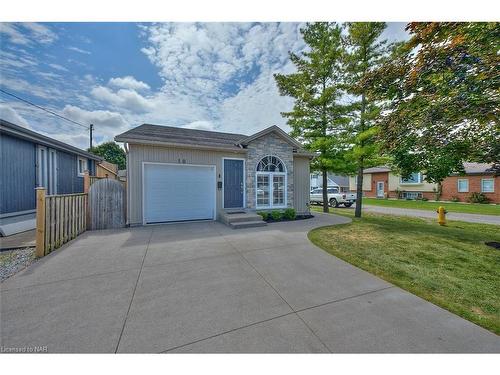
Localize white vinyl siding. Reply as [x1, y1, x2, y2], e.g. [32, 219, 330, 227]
[457, 179, 469, 193]
[481, 179, 494, 193]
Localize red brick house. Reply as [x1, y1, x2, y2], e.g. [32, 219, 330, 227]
[441, 163, 498, 203]
[348, 166, 438, 199]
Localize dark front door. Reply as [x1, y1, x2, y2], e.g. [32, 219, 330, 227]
[224, 159, 244, 208]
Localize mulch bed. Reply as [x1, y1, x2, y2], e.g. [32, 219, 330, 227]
[264, 214, 314, 223]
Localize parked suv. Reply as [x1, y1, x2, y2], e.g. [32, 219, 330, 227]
[310, 187, 356, 207]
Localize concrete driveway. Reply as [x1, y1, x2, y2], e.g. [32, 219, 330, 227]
[1, 213, 498, 353]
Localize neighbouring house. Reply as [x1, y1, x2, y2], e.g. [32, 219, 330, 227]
[310, 172, 350, 192]
[348, 166, 438, 200]
[115, 124, 314, 226]
[0, 119, 101, 236]
[441, 163, 498, 203]
[96, 160, 119, 179]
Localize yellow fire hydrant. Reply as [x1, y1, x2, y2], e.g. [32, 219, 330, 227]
[437, 206, 447, 226]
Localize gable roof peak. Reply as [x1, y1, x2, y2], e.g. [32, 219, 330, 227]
[238, 125, 303, 149]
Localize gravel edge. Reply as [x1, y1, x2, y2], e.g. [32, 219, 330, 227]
[0, 247, 38, 282]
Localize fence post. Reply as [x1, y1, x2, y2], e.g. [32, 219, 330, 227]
[35, 187, 46, 258]
[84, 171, 91, 230]
[84, 170, 90, 194]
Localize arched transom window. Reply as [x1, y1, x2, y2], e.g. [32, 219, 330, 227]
[256, 155, 285, 172]
[255, 156, 286, 208]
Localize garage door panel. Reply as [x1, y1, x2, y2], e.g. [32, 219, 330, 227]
[144, 164, 215, 224]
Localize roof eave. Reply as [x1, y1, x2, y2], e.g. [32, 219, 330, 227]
[0, 119, 102, 161]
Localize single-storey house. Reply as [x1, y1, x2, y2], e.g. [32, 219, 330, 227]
[115, 124, 314, 226]
[441, 163, 498, 203]
[348, 166, 438, 199]
[0, 119, 101, 236]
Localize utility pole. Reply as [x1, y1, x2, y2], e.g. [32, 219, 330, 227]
[89, 124, 94, 150]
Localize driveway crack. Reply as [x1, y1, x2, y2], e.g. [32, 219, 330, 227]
[114, 227, 154, 353]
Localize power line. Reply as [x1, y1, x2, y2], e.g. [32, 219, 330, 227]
[0, 88, 89, 130]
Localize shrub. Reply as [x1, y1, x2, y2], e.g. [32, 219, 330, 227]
[421, 197, 429, 201]
[257, 211, 269, 220]
[467, 192, 490, 204]
[450, 196, 460, 202]
[270, 210, 282, 221]
[283, 208, 296, 220]
[394, 188, 400, 199]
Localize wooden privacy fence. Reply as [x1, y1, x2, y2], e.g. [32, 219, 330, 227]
[89, 175, 105, 186]
[89, 178, 125, 230]
[36, 188, 87, 257]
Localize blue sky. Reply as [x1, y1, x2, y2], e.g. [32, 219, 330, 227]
[0, 22, 409, 149]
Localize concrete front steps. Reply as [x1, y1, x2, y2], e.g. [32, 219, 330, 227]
[220, 210, 267, 229]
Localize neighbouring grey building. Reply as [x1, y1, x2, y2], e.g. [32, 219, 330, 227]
[0, 119, 101, 236]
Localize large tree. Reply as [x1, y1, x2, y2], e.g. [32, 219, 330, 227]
[343, 22, 392, 217]
[88, 141, 126, 170]
[366, 22, 500, 185]
[274, 22, 348, 212]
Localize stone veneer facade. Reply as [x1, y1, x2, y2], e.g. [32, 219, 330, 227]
[245, 132, 294, 209]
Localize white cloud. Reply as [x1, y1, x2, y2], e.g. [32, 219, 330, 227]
[21, 23, 58, 44]
[0, 103, 30, 127]
[182, 120, 215, 131]
[140, 22, 306, 134]
[48, 63, 68, 72]
[108, 76, 150, 91]
[0, 76, 63, 99]
[61, 105, 130, 145]
[67, 46, 92, 55]
[91, 86, 153, 113]
[0, 23, 30, 45]
[0, 23, 57, 45]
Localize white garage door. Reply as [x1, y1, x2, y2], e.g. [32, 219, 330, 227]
[143, 163, 216, 224]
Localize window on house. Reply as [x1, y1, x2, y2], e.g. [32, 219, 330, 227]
[400, 172, 422, 184]
[457, 179, 469, 193]
[256, 155, 286, 208]
[78, 157, 87, 176]
[256, 155, 285, 172]
[481, 179, 494, 193]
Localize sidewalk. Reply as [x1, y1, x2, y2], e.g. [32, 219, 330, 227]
[363, 205, 500, 225]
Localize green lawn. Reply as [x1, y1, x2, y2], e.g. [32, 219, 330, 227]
[309, 207, 500, 334]
[363, 197, 500, 216]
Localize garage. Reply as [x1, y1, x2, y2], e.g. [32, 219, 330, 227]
[143, 163, 216, 224]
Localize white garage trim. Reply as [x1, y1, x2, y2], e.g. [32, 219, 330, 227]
[142, 162, 217, 225]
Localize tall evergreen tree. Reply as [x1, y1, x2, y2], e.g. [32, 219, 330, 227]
[274, 22, 348, 213]
[343, 22, 392, 218]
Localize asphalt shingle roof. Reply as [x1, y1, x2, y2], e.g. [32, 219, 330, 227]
[363, 166, 391, 173]
[115, 124, 246, 150]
